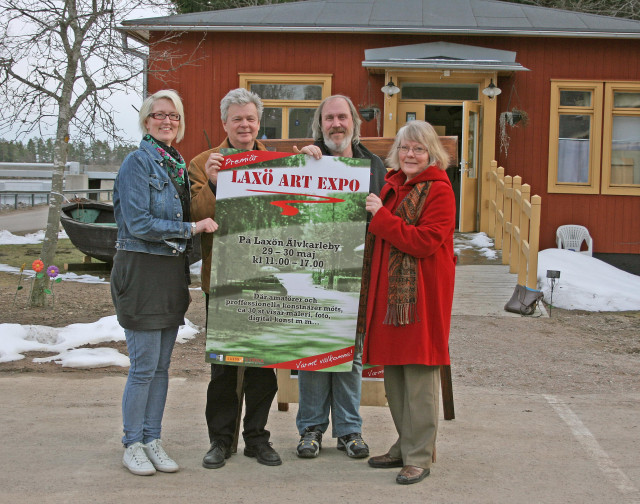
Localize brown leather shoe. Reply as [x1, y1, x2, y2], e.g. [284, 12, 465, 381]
[396, 465, 430, 485]
[368, 453, 404, 468]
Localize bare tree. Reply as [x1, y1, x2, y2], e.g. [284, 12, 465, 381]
[509, 0, 640, 20]
[171, 0, 301, 14]
[0, 0, 173, 306]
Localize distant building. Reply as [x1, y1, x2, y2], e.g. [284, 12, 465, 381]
[0, 162, 116, 206]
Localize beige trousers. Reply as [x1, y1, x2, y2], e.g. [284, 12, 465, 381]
[384, 364, 440, 469]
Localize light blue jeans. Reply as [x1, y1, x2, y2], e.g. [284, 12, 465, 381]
[296, 352, 363, 438]
[122, 327, 178, 447]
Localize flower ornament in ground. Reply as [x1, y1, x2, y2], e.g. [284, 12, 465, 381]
[44, 264, 63, 308]
[28, 259, 47, 304]
[13, 263, 28, 307]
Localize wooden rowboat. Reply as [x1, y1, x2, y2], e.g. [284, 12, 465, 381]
[60, 200, 201, 265]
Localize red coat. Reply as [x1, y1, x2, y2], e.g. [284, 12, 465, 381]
[363, 165, 456, 366]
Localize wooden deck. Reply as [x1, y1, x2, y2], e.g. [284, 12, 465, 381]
[453, 264, 548, 318]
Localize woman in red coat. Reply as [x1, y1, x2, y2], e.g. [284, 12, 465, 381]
[361, 120, 456, 485]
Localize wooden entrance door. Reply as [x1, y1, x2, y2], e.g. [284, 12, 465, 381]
[459, 101, 480, 232]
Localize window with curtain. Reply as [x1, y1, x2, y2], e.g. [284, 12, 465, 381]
[548, 81, 602, 194]
[549, 80, 640, 196]
[602, 85, 640, 195]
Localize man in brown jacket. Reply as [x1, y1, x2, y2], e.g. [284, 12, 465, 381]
[189, 88, 281, 469]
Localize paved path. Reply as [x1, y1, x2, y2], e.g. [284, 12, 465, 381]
[0, 376, 637, 504]
[0, 206, 49, 233]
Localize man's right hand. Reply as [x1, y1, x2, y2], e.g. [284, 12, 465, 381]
[293, 144, 322, 160]
[205, 152, 224, 185]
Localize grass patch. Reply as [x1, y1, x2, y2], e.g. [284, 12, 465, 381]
[0, 239, 86, 268]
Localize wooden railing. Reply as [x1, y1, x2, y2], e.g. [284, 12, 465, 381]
[487, 161, 542, 289]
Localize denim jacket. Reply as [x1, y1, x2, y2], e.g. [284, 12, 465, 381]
[114, 140, 193, 256]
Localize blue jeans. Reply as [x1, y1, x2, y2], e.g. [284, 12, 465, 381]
[296, 352, 363, 438]
[122, 327, 178, 447]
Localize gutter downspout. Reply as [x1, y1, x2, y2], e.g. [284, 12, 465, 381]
[121, 33, 148, 98]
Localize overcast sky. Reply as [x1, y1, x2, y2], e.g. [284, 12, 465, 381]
[1, 85, 145, 145]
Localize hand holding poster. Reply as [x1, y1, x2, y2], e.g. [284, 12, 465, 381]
[206, 151, 370, 372]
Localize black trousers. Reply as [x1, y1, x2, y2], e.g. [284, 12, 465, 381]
[205, 364, 277, 447]
[204, 294, 277, 447]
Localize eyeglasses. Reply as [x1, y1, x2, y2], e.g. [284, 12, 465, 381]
[147, 112, 181, 122]
[398, 145, 428, 155]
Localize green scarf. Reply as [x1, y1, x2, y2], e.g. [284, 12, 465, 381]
[143, 134, 186, 186]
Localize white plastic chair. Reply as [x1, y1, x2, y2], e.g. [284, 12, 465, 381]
[556, 225, 593, 255]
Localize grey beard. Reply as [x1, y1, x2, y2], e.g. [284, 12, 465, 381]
[323, 131, 353, 154]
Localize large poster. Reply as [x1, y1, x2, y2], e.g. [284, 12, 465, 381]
[206, 151, 370, 372]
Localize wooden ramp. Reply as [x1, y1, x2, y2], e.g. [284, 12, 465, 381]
[453, 264, 548, 318]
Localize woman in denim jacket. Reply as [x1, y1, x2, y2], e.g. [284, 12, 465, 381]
[111, 89, 217, 476]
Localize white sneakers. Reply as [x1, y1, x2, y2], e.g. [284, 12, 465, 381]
[143, 439, 179, 473]
[123, 442, 156, 476]
[123, 439, 179, 476]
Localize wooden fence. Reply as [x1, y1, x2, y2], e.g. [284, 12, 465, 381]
[487, 160, 542, 289]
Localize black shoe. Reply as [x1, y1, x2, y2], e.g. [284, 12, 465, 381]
[396, 465, 430, 485]
[202, 439, 231, 469]
[244, 442, 282, 466]
[297, 427, 323, 458]
[337, 432, 369, 458]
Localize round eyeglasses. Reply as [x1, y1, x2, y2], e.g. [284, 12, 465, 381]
[147, 112, 181, 122]
[398, 145, 427, 155]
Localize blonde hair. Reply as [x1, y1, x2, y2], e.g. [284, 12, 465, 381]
[386, 120, 450, 171]
[139, 89, 185, 143]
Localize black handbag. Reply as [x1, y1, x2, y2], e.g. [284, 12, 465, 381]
[504, 284, 544, 315]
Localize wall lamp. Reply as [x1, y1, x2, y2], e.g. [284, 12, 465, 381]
[482, 79, 502, 99]
[381, 79, 400, 97]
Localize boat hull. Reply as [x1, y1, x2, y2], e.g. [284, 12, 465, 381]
[60, 201, 201, 265]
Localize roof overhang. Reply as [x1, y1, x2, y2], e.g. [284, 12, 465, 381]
[118, 0, 640, 44]
[362, 42, 529, 74]
[119, 24, 640, 46]
[364, 59, 528, 73]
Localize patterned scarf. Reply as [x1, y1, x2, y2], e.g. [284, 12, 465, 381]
[356, 180, 432, 348]
[143, 134, 186, 185]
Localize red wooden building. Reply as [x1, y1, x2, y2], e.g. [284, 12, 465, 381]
[121, 0, 640, 272]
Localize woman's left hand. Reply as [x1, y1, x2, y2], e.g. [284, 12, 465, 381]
[366, 193, 383, 216]
[195, 218, 218, 234]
